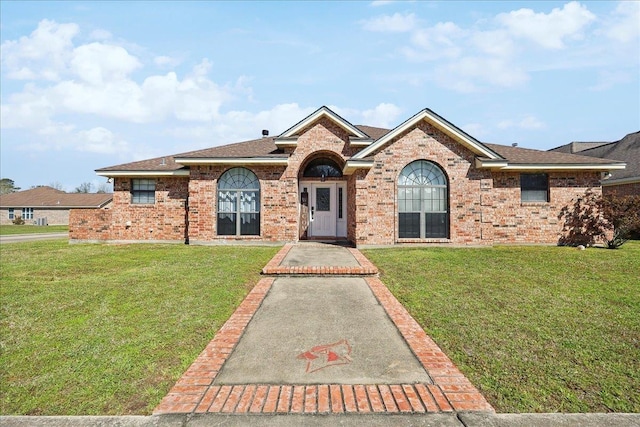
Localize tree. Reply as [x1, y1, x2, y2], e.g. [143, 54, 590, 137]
[49, 181, 65, 191]
[74, 182, 93, 193]
[96, 182, 113, 194]
[0, 178, 20, 195]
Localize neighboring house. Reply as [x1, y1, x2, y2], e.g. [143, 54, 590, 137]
[0, 186, 112, 226]
[70, 106, 625, 246]
[550, 131, 639, 196]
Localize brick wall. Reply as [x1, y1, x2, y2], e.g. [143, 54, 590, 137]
[69, 208, 113, 240]
[351, 121, 603, 246]
[483, 172, 602, 244]
[69, 177, 189, 242]
[353, 121, 490, 246]
[603, 181, 640, 197]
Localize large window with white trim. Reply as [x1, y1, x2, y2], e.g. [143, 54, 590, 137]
[217, 167, 260, 236]
[398, 160, 449, 239]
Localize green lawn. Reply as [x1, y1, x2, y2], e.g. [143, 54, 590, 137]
[0, 225, 69, 235]
[0, 241, 279, 415]
[363, 243, 640, 413]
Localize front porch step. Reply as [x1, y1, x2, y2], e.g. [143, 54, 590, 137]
[260, 244, 379, 276]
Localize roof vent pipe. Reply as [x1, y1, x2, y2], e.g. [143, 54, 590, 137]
[262, 129, 269, 137]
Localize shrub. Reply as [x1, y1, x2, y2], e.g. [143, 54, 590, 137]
[12, 215, 25, 225]
[559, 191, 640, 248]
[600, 194, 640, 248]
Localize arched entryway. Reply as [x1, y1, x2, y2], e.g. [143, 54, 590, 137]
[298, 155, 347, 240]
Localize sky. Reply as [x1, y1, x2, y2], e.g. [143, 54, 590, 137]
[1, 1, 639, 193]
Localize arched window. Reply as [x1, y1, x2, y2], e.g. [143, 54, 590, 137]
[303, 157, 343, 178]
[398, 160, 449, 238]
[217, 168, 260, 236]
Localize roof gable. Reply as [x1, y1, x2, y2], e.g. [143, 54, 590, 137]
[352, 108, 502, 160]
[275, 106, 370, 147]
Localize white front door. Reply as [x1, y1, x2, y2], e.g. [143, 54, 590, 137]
[309, 183, 336, 237]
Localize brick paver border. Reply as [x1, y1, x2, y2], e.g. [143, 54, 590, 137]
[261, 244, 378, 275]
[154, 247, 493, 415]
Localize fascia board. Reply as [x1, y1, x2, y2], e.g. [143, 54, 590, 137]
[175, 157, 289, 166]
[498, 163, 626, 171]
[601, 176, 640, 186]
[95, 170, 191, 177]
[342, 160, 374, 175]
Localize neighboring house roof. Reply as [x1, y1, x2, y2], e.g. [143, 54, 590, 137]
[549, 141, 611, 154]
[95, 107, 626, 176]
[550, 131, 639, 185]
[0, 186, 113, 208]
[483, 143, 623, 170]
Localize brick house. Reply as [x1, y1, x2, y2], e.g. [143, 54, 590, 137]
[1, 186, 112, 226]
[550, 131, 639, 197]
[70, 106, 625, 246]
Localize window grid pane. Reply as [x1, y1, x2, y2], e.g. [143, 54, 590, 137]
[132, 179, 156, 204]
[217, 168, 260, 236]
[398, 160, 448, 238]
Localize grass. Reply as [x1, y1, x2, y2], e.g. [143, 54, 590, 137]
[0, 241, 279, 415]
[363, 243, 640, 413]
[0, 225, 69, 235]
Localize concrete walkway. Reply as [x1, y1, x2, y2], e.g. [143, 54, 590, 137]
[153, 243, 493, 415]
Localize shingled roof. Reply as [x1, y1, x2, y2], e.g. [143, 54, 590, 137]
[570, 132, 639, 181]
[0, 186, 113, 208]
[95, 116, 625, 174]
[485, 143, 622, 166]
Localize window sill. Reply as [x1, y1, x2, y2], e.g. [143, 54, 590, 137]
[520, 201, 549, 206]
[397, 238, 451, 244]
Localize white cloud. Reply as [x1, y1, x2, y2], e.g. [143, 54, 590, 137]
[370, 1, 395, 7]
[604, 1, 640, 43]
[0, 19, 78, 81]
[361, 103, 402, 128]
[588, 70, 634, 92]
[406, 22, 463, 60]
[89, 29, 112, 41]
[498, 115, 546, 130]
[495, 1, 596, 49]
[433, 56, 529, 93]
[77, 127, 130, 154]
[471, 30, 515, 57]
[154, 55, 181, 67]
[361, 13, 417, 33]
[70, 43, 142, 85]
